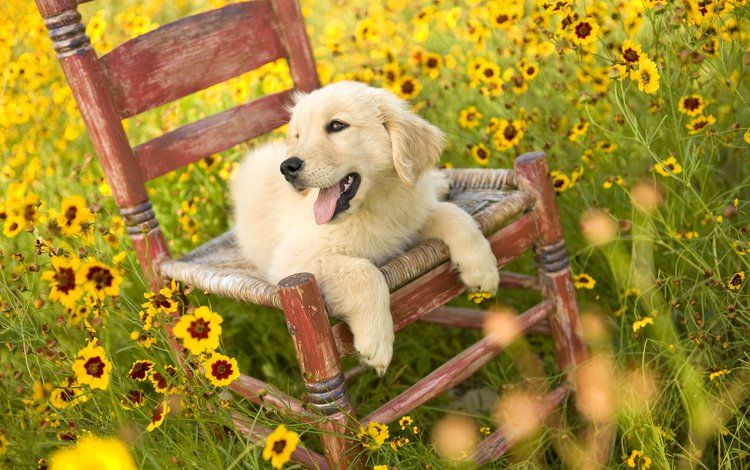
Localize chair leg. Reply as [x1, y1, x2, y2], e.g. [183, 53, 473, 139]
[278, 273, 363, 470]
[514, 153, 588, 374]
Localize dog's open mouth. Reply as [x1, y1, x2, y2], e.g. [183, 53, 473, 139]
[313, 173, 360, 225]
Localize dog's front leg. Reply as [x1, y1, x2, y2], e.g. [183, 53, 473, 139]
[421, 202, 500, 295]
[314, 255, 394, 376]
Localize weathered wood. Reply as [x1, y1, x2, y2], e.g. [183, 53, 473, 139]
[278, 273, 362, 470]
[514, 153, 587, 373]
[101, 1, 286, 118]
[332, 213, 538, 356]
[229, 373, 316, 421]
[231, 414, 330, 470]
[269, 0, 320, 92]
[472, 384, 570, 464]
[421, 306, 550, 335]
[34, 0, 77, 16]
[363, 300, 554, 425]
[134, 90, 293, 181]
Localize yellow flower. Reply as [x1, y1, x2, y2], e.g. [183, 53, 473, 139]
[391, 76, 421, 100]
[568, 18, 599, 46]
[573, 273, 596, 289]
[146, 402, 170, 432]
[709, 369, 731, 381]
[686, 114, 716, 135]
[399, 415, 414, 430]
[459, 106, 483, 129]
[620, 39, 644, 66]
[567, 120, 589, 142]
[79, 260, 122, 301]
[72, 341, 111, 391]
[49, 435, 136, 470]
[678, 95, 705, 117]
[203, 353, 240, 387]
[357, 422, 390, 451]
[492, 119, 524, 150]
[726, 271, 745, 290]
[42, 256, 83, 309]
[56, 195, 94, 237]
[142, 280, 181, 316]
[626, 449, 652, 469]
[0, 434, 8, 456]
[173, 306, 223, 355]
[3, 215, 25, 238]
[127, 359, 155, 381]
[262, 425, 300, 469]
[549, 171, 571, 193]
[630, 57, 660, 94]
[120, 390, 146, 410]
[632, 317, 654, 333]
[744, 128, 750, 145]
[654, 156, 682, 176]
[374, 466, 388, 470]
[471, 143, 491, 166]
[468, 291, 492, 304]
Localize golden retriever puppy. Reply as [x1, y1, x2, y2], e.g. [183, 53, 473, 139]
[231, 81, 499, 375]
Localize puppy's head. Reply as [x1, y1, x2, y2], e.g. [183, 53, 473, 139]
[283, 81, 445, 225]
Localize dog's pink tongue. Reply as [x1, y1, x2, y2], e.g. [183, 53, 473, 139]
[314, 184, 342, 225]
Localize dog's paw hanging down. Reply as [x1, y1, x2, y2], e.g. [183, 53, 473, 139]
[231, 81, 499, 375]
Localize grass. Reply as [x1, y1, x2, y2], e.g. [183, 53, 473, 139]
[2, 0, 750, 468]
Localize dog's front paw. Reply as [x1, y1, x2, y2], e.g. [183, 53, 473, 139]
[352, 313, 394, 377]
[454, 239, 500, 296]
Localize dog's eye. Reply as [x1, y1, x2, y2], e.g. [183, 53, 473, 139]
[326, 119, 349, 133]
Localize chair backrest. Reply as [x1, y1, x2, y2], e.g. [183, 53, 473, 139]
[35, 0, 319, 284]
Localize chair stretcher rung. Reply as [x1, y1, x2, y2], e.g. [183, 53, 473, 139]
[229, 373, 315, 420]
[421, 306, 550, 335]
[361, 299, 555, 425]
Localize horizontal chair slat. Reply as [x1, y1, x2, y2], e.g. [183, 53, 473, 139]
[101, 1, 285, 118]
[134, 89, 293, 181]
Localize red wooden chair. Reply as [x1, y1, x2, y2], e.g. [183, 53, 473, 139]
[35, 0, 588, 467]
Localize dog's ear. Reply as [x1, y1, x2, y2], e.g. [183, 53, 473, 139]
[378, 91, 446, 185]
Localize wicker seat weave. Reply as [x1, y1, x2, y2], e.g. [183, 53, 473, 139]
[157, 168, 532, 308]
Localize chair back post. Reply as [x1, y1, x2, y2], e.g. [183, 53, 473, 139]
[278, 273, 363, 470]
[269, 0, 320, 92]
[35, 0, 170, 289]
[514, 153, 588, 373]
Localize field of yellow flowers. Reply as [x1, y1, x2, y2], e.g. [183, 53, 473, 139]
[2, 0, 750, 468]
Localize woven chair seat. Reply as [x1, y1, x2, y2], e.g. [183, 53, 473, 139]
[157, 168, 534, 309]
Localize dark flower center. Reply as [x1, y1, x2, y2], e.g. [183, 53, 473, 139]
[623, 48, 640, 63]
[212, 360, 233, 380]
[683, 97, 701, 111]
[188, 318, 211, 339]
[729, 274, 743, 287]
[272, 439, 287, 454]
[503, 124, 518, 141]
[63, 206, 78, 225]
[84, 356, 106, 378]
[56, 267, 77, 294]
[129, 361, 152, 380]
[575, 22, 593, 39]
[87, 266, 114, 289]
[401, 80, 415, 95]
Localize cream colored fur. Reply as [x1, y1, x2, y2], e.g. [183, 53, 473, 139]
[231, 81, 499, 375]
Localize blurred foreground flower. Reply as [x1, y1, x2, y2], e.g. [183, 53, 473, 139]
[49, 435, 136, 470]
[580, 209, 617, 246]
[263, 425, 300, 469]
[493, 391, 544, 443]
[432, 414, 478, 461]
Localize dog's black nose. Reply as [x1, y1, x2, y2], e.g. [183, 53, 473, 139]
[280, 157, 304, 180]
